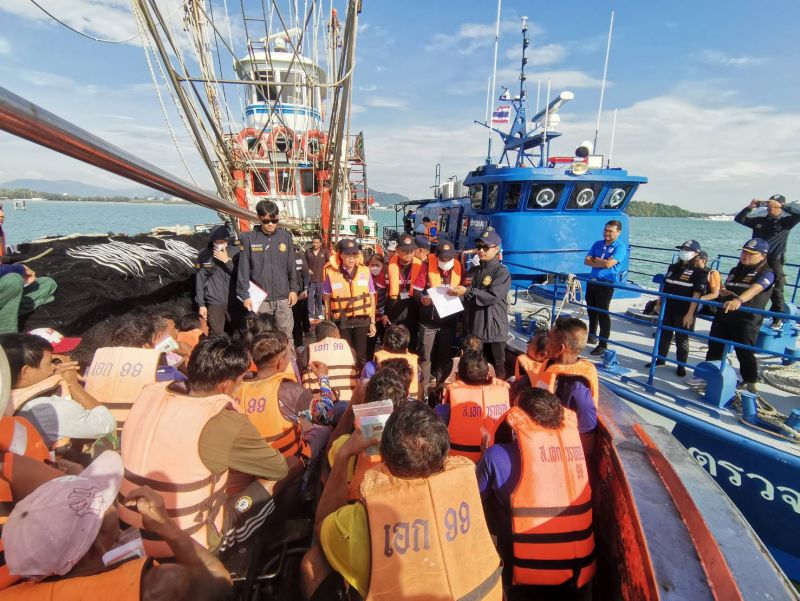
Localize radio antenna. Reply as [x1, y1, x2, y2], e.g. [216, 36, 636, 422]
[485, 0, 502, 164]
[607, 108, 618, 168]
[593, 10, 614, 151]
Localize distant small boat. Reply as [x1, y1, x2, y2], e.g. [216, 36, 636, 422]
[704, 214, 735, 221]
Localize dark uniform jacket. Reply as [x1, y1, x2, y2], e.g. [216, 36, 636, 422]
[294, 247, 310, 293]
[195, 227, 239, 307]
[734, 204, 800, 263]
[463, 257, 511, 343]
[236, 227, 299, 302]
[662, 261, 707, 314]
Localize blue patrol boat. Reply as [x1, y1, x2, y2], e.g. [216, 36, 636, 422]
[394, 18, 800, 583]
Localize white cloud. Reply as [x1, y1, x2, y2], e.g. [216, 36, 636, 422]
[0, 36, 11, 56]
[17, 69, 78, 88]
[426, 19, 539, 55]
[496, 67, 606, 90]
[699, 50, 765, 67]
[506, 43, 567, 66]
[350, 103, 366, 114]
[365, 96, 408, 109]
[358, 84, 379, 92]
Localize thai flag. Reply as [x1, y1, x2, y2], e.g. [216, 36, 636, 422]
[491, 105, 511, 124]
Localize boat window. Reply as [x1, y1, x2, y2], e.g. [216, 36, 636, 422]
[254, 69, 279, 103]
[566, 182, 604, 210]
[279, 71, 305, 104]
[251, 170, 270, 195]
[276, 170, 295, 195]
[299, 170, 319, 196]
[486, 184, 499, 211]
[601, 184, 636, 210]
[525, 184, 564, 210]
[469, 185, 483, 209]
[504, 183, 523, 210]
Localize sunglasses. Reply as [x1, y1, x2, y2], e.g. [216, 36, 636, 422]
[260, 217, 280, 224]
[476, 244, 496, 251]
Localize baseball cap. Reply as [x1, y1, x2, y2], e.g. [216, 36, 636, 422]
[413, 235, 431, 250]
[675, 240, 701, 252]
[475, 227, 502, 247]
[319, 502, 369, 597]
[396, 234, 417, 252]
[2, 451, 124, 580]
[337, 238, 360, 256]
[28, 328, 82, 354]
[697, 250, 709, 261]
[741, 238, 769, 254]
[436, 241, 457, 260]
[769, 194, 786, 204]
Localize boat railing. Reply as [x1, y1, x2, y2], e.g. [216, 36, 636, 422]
[503, 259, 800, 430]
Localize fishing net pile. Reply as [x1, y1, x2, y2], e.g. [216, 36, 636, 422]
[19, 233, 209, 335]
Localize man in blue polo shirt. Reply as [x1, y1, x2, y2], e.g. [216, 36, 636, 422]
[583, 219, 627, 355]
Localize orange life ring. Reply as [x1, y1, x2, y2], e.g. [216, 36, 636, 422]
[302, 130, 328, 162]
[267, 126, 298, 156]
[236, 128, 260, 154]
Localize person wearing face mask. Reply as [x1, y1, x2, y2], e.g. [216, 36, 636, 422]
[413, 241, 462, 395]
[385, 233, 423, 350]
[734, 194, 800, 329]
[195, 224, 240, 336]
[699, 239, 775, 393]
[365, 254, 387, 361]
[450, 228, 511, 379]
[646, 240, 708, 377]
[236, 200, 299, 340]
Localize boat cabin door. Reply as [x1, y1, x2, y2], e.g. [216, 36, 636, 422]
[439, 206, 463, 246]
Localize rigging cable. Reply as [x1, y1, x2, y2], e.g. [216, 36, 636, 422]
[27, 0, 142, 44]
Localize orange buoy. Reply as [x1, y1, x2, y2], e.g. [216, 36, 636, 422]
[302, 130, 328, 162]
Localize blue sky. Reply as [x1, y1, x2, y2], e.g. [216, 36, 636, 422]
[1, 0, 798, 212]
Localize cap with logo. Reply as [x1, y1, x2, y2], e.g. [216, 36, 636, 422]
[2, 451, 124, 580]
[675, 239, 701, 252]
[741, 238, 769, 254]
[413, 235, 431, 250]
[435, 241, 457, 260]
[396, 234, 418, 252]
[475, 227, 502, 247]
[769, 194, 786, 205]
[28, 328, 82, 354]
[337, 238, 360, 256]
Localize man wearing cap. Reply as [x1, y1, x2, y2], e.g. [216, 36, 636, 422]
[451, 228, 511, 379]
[236, 200, 299, 339]
[323, 239, 376, 368]
[385, 233, 423, 350]
[583, 219, 627, 355]
[735, 194, 800, 328]
[413, 235, 432, 262]
[701, 238, 775, 392]
[646, 240, 708, 377]
[0, 451, 232, 599]
[413, 241, 463, 393]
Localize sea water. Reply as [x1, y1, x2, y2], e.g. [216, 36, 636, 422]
[4, 200, 798, 295]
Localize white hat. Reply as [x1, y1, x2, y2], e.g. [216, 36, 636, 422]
[2, 451, 124, 580]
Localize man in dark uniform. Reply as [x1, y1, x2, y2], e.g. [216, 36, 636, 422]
[403, 210, 414, 235]
[646, 240, 707, 377]
[451, 227, 511, 379]
[413, 241, 461, 395]
[195, 224, 239, 335]
[292, 244, 311, 347]
[734, 194, 800, 329]
[703, 238, 775, 393]
[385, 233, 422, 350]
[236, 200, 299, 339]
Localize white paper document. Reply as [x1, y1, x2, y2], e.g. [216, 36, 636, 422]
[248, 281, 268, 312]
[427, 286, 464, 318]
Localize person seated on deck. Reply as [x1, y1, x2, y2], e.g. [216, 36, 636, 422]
[233, 330, 335, 464]
[477, 387, 595, 597]
[0, 333, 115, 458]
[300, 320, 358, 404]
[514, 317, 598, 459]
[176, 312, 208, 356]
[0, 206, 58, 334]
[0, 451, 232, 601]
[444, 334, 496, 385]
[301, 401, 503, 601]
[513, 330, 549, 382]
[118, 335, 292, 558]
[361, 324, 421, 398]
[434, 352, 510, 463]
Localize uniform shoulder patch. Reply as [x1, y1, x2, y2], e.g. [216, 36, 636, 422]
[235, 495, 253, 513]
[279, 243, 287, 252]
[482, 275, 492, 286]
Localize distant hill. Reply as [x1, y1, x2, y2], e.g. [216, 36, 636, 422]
[625, 201, 704, 218]
[369, 188, 410, 206]
[0, 179, 164, 199]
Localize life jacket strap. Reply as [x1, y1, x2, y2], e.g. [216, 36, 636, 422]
[512, 524, 594, 543]
[511, 499, 592, 518]
[456, 563, 502, 601]
[123, 468, 216, 493]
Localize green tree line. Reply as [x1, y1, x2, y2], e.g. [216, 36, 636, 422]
[625, 200, 705, 218]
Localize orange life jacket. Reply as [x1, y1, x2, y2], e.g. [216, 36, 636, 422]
[445, 379, 510, 462]
[84, 347, 161, 430]
[361, 456, 502, 600]
[10, 375, 70, 412]
[373, 349, 419, 397]
[0, 556, 147, 600]
[533, 359, 600, 408]
[325, 264, 373, 320]
[119, 383, 233, 557]
[514, 354, 543, 382]
[424, 221, 438, 244]
[232, 373, 307, 459]
[301, 337, 357, 402]
[176, 328, 203, 354]
[505, 406, 596, 588]
[387, 256, 423, 299]
[426, 255, 462, 288]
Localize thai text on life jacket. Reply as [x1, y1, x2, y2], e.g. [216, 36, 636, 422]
[444, 378, 510, 463]
[301, 337, 357, 402]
